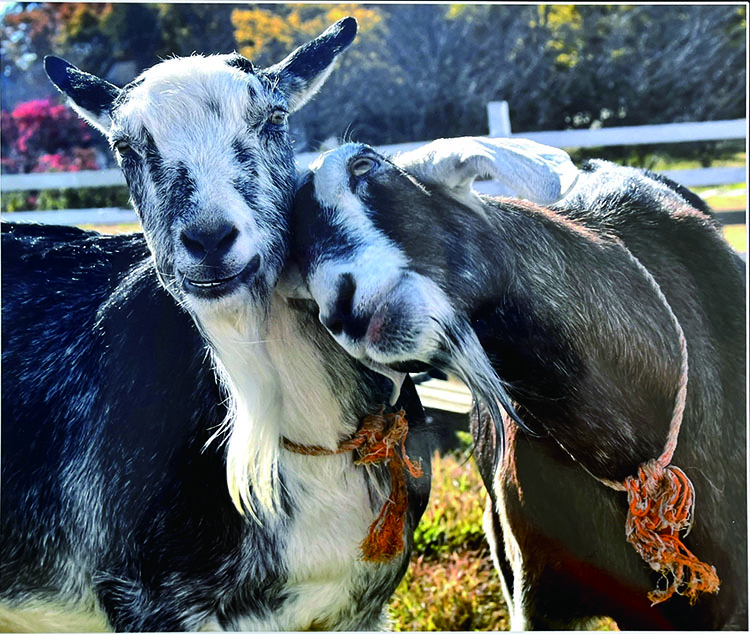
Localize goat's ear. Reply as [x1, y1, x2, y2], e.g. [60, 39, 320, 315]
[44, 56, 121, 134]
[263, 17, 358, 113]
[395, 137, 579, 206]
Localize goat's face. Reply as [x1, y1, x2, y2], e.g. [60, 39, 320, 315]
[291, 138, 577, 377]
[293, 144, 470, 374]
[46, 19, 357, 320]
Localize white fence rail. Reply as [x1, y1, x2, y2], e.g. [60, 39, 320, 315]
[1, 102, 745, 225]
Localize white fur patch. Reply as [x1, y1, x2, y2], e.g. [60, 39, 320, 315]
[198, 293, 399, 630]
[200, 292, 364, 518]
[0, 598, 110, 633]
[306, 146, 457, 367]
[394, 136, 579, 208]
[109, 55, 287, 307]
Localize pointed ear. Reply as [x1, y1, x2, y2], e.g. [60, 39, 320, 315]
[44, 56, 121, 134]
[263, 17, 358, 113]
[394, 137, 579, 206]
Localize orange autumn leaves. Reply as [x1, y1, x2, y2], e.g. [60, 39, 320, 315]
[231, 4, 381, 61]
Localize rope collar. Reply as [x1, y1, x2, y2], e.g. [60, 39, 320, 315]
[589, 247, 719, 605]
[282, 407, 424, 563]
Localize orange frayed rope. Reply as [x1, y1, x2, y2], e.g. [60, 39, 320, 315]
[282, 407, 423, 563]
[597, 251, 720, 606]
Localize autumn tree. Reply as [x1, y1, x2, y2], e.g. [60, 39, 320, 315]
[2, 2, 745, 161]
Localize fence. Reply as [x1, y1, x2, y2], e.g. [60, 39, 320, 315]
[1, 101, 746, 226]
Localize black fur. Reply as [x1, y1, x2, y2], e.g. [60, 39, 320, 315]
[44, 55, 121, 116]
[1, 222, 433, 631]
[294, 150, 747, 630]
[4, 17, 437, 632]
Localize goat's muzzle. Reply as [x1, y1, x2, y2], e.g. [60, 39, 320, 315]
[176, 219, 263, 300]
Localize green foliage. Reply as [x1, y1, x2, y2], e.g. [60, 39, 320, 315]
[389, 450, 509, 631]
[568, 140, 746, 171]
[388, 448, 623, 630]
[1, 185, 129, 212]
[411, 449, 487, 560]
[413, 443, 486, 557]
[2, 4, 745, 153]
[390, 548, 509, 631]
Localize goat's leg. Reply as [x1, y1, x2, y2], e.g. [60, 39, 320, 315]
[482, 494, 516, 621]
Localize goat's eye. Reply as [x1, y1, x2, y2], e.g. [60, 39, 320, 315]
[114, 140, 132, 155]
[268, 109, 288, 126]
[350, 156, 379, 177]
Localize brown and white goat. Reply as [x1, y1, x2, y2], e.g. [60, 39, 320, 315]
[289, 137, 747, 630]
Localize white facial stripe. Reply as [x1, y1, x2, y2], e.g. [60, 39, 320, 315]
[308, 146, 411, 332]
[109, 53, 294, 315]
[117, 56, 267, 138]
[304, 145, 464, 365]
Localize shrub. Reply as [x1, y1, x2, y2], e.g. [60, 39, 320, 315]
[1, 98, 108, 174]
[1, 186, 130, 212]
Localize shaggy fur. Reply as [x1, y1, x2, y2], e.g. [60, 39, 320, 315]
[290, 139, 746, 630]
[2, 20, 434, 631]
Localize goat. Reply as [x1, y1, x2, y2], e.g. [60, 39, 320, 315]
[1, 19, 434, 631]
[289, 137, 747, 630]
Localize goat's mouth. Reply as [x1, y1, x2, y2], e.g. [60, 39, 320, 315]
[181, 254, 262, 300]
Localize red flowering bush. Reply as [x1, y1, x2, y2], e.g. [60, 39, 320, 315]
[1, 98, 106, 173]
[33, 148, 99, 172]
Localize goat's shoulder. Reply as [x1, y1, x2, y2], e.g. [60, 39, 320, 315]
[2, 223, 150, 285]
[555, 160, 715, 230]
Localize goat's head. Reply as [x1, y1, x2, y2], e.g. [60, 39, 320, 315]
[291, 137, 578, 434]
[45, 18, 357, 325]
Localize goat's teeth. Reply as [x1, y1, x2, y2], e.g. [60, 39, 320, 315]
[192, 280, 222, 287]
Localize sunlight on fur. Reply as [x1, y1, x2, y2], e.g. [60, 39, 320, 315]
[200, 306, 285, 521]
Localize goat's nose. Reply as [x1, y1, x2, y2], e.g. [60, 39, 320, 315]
[180, 221, 239, 260]
[321, 273, 357, 336]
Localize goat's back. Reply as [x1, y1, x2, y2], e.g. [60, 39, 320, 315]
[0, 224, 257, 628]
[547, 162, 747, 628]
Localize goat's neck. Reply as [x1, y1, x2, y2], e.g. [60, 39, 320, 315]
[203, 294, 362, 447]
[196, 294, 368, 515]
[458, 203, 681, 481]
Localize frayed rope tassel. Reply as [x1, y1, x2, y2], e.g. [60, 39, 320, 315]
[283, 407, 423, 563]
[622, 461, 720, 605]
[353, 408, 424, 562]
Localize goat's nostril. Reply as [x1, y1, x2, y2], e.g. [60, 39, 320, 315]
[217, 226, 240, 254]
[246, 253, 261, 276]
[336, 273, 356, 316]
[322, 315, 344, 336]
[181, 232, 206, 258]
[180, 221, 240, 259]
[321, 273, 357, 337]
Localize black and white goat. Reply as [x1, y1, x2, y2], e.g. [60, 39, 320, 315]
[1, 20, 434, 631]
[290, 137, 747, 630]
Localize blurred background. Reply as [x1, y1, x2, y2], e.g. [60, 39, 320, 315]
[1, 3, 746, 252]
[0, 3, 746, 630]
[1, 4, 746, 167]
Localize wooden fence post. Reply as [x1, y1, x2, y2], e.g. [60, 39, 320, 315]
[487, 100, 512, 137]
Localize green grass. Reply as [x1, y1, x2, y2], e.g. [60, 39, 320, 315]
[78, 223, 141, 234]
[388, 444, 621, 631]
[722, 225, 747, 254]
[648, 151, 746, 172]
[389, 446, 511, 631]
[705, 194, 745, 210]
[693, 182, 746, 195]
